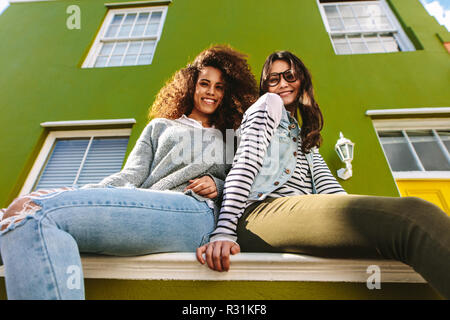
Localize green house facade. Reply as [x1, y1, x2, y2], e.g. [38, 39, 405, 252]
[0, 0, 449, 300]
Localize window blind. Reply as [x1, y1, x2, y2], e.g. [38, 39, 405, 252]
[34, 137, 129, 190]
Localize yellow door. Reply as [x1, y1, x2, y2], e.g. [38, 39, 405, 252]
[396, 179, 450, 215]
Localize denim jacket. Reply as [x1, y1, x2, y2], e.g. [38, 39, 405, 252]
[246, 103, 304, 201]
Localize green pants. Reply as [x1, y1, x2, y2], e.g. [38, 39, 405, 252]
[237, 194, 450, 299]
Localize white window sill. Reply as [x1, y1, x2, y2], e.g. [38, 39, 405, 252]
[0, 253, 424, 283]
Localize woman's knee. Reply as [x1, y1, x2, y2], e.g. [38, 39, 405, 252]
[2, 196, 40, 223]
[0, 190, 61, 232]
[380, 196, 449, 231]
[396, 196, 445, 215]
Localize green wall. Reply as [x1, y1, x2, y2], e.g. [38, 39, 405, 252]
[0, 278, 443, 300]
[0, 0, 449, 299]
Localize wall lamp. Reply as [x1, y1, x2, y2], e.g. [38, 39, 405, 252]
[335, 132, 354, 180]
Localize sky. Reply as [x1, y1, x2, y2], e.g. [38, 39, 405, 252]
[0, 0, 449, 30]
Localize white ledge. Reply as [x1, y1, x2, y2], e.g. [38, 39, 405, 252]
[0, 253, 423, 283]
[105, 1, 172, 8]
[40, 118, 136, 128]
[366, 107, 450, 117]
[393, 171, 450, 179]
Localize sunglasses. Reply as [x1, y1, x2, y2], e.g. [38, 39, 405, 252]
[266, 69, 297, 87]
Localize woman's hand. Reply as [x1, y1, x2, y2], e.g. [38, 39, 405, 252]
[184, 175, 218, 199]
[196, 240, 241, 272]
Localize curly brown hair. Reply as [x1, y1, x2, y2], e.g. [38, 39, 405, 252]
[149, 45, 258, 136]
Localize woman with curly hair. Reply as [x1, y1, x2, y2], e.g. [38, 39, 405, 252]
[0, 45, 258, 300]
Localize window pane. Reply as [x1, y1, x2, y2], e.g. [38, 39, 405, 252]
[353, 4, 371, 17]
[77, 137, 129, 185]
[94, 56, 108, 68]
[123, 54, 138, 66]
[348, 35, 368, 54]
[142, 41, 155, 54]
[332, 36, 351, 54]
[112, 42, 127, 55]
[380, 34, 399, 52]
[105, 25, 119, 38]
[364, 35, 384, 53]
[137, 54, 152, 65]
[438, 131, 450, 152]
[99, 42, 114, 55]
[378, 131, 421, 171]
[145, 23, 159, 36]
[108, 55, 122, 67]
[358, 17, 375, 31]
[327, 18, 344, 31]
[375, 16, 392, 29]
[118, 24, 132, 37]
[367, 4, 383, 17]
[131, 23, 146, 37]
[150, 11, 162, 22]
[408, 131, 450, 171]
[137, 12, 150, 24]
[342, 17, 359, 31]
[127, 41, 142, 55]
[324, 5, 339, 18]
[34, 139, 90, 190]
[124, 13, 137, 24]
[111, 14, 124, 25]
[339, 5, 354, 18]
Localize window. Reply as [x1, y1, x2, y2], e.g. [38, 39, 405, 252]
[20, 123, 133, 196]
[378, 130, 450, 173]
[82, 6, 168, 68]
[371, 116, 450, 178]
[317, 0, 415, 54]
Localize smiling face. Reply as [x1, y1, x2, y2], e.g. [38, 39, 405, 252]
[266, 59, 301, 107]
[189, 66, 225, 126]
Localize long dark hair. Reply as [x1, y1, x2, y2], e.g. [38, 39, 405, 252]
[259, 51, 323, 153]
[150, 45, 258, 136]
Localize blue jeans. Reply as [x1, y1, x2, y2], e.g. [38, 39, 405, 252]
[0, 187, 215, 299]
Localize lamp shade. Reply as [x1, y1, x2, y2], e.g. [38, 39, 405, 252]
[335, 132, 354, 162]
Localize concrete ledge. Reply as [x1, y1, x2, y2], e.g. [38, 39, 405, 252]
[0, 252, 424, 283]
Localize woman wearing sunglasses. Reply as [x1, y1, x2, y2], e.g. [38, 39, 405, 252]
[197, 51, 450, 299]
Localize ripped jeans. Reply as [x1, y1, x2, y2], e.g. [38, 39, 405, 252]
[0, 187, 215, 299]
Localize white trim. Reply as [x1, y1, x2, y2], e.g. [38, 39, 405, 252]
[373, 118, 450, 130]
[19, 128, 132, 196]
[0, 252, 426, 283]
[82, 5, 168, 68]
[367, 107, 450, 117]
[393, 171, 450, 179]
[9, 0, 55, 3]
[105, 1, 172, 8]
[40, 118, 136, 127]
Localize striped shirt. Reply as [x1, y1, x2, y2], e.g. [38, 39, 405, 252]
[210, 96, 346, 243]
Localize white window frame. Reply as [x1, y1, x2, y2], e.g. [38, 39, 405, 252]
[372, 117, 450, 179]
[20, 125, 133, 196]
[317, 0, 415, 54]
[81, 5, 168, 68]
